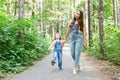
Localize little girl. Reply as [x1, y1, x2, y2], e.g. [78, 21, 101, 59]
[48, 33, 64, 70]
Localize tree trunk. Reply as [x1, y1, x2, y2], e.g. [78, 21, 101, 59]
[99, 0, 104, 55]
[18, 0, 24, 20]
[6, 0, 11, 16]
[14, 0, 17, 16]
[51, 0, 55, 38]
[85, 0, 88, 47]
[43, 21, 46, 38]
[18, 0, 24, 47]
[56, 17, 59, 33]
[113, 0, 119, 27]
[40, 0, 44, 32]
[32, 0, 35, 17]
[56, 1, 60, 33]
[88, 0, 92, 46]
[71, 0, 74, 18]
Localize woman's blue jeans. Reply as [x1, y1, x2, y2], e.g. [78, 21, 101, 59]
[70, 37, 83, 68]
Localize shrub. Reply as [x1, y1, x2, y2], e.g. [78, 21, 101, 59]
[0, 11, 50, 74]
[85, 26, 120, 64]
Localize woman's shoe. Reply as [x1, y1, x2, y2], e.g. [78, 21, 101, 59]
[73, 68, 77, 74]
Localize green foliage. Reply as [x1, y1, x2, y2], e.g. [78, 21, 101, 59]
[104, 26, 120, 64]
[0, 0, 4, 5]
[85, 33, 103, 59]
[0, 70, 4, 78]
[90, 0, 115, 32]
[86, 26, 120, 64]
[0, 12, 50, 74]
[104, 0, 114, 26]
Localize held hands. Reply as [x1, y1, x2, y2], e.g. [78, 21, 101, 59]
[63, 40, 66, 44]
[48, 40, 67, 50]
[62, 40, 66, 47]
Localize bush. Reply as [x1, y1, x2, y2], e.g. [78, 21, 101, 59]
[86, 26, 120, 64]
[85, 32, 104, 59]
[104, 26, 120, 64]
[0, 11, 50, 74]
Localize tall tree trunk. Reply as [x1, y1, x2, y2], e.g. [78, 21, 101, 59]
[113, 0, 119, 27]
[61, 22, 63, 36]
[99, 0, 104, 55]
[88, 0, 92, 46]
[40, 0, 44, 32]
[51, 0, 55, 38]
[32, 0, 35, 17]
[14, 0, 17, 16]
[56, 1, 60, 33]
[18, 0, 24, 47]
[85, 0, 88, 47]
[71, 0, 74, 18]
[85, 0, 87, 47]
[18, 0, 24, 20]
[7, 0, 10, 16]
[56, 18, 59, 33]
[43, 21, 46, 38]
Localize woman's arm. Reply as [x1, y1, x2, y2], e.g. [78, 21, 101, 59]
[83, 24, 87, 48]
[64, 24, 71, 42]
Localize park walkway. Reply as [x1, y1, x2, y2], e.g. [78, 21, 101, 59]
[11, 44, 104, 80]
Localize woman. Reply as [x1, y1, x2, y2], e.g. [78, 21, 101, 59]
[63, 10, 86, 74]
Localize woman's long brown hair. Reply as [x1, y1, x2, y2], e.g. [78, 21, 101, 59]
[69, 10, 84, 32]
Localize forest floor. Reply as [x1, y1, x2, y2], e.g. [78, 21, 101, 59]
[1, 44, 120, 80]
[83, 53, 120, 80]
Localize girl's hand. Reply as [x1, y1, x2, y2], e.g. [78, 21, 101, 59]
[48, 48, 51, 50]
[62, 40, 66, 47]
[63, 40, 66, 44]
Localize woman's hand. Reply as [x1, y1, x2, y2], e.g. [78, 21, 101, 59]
[83, 43, 86, 48]
[61, 40, 66, 47]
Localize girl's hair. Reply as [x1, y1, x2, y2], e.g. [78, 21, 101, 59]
[69, 10, 84, 32]
[54, 33, 62, 40]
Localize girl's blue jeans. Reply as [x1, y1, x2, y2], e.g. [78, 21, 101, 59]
[70, 37, 83, 68]
[53, 50, 62, 69]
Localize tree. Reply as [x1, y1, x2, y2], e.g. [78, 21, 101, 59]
[99, 0, 104, 55]
[40, 0, 43, 32]
[18, 0, 24, 47]
[113, 0, 119, 27]
[32, 0, 35, 17]
[88, 0, 92, 46]
[14, 0, 18, 16]
[18, 0, 24, 20]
